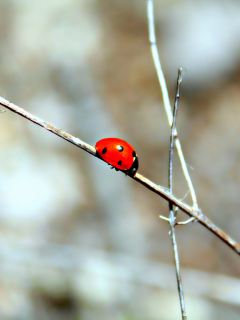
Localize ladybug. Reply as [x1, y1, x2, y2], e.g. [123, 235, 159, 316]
[95, 138, 139, 175]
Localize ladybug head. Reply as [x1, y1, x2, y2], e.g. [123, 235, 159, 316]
[126, 154, 139, 176]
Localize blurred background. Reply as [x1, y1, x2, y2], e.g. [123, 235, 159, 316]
[0, 0, 240, 319]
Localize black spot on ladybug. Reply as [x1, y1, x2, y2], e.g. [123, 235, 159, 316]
[132, 151, 136, 157]
[102, 147, 107, 154]
[117, 145, 124, 152]
[118, 160, 122, 165]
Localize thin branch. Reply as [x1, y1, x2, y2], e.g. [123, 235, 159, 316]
[169, 67, 183, 196]
[147, 0, 198, 210]
[168, 68, 195, 226]
[170, 221, 187, 319]
[0, 98, 96, 156]
[168, 68, 187, 320]
[176, 217, 196, 226]
[0, 96, 240, 256]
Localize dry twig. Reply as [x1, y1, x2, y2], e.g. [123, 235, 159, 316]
[0, 96, 240, 256]
[147, 0, 198, 210]
[168, 68, 187, 320]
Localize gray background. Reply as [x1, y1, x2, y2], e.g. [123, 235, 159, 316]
[0, 0, 240, 319]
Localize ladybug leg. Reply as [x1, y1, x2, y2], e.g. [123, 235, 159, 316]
[109, 166, 118, 171]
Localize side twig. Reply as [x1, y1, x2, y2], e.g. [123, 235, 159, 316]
[147, 0, 199, 210]
[0, 96, 240, 256]
[168, 67, 187, 320]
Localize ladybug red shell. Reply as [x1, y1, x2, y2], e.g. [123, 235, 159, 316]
[95, 138, 139, 175]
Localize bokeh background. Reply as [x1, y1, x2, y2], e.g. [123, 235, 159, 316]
[0, 0, 240, 319]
